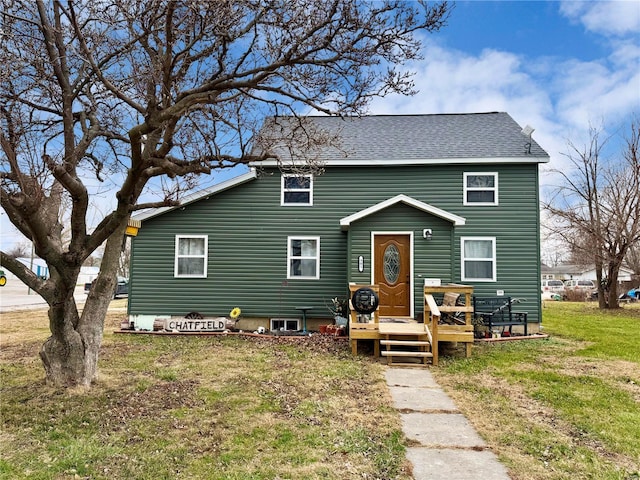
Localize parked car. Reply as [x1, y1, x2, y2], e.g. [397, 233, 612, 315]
[563, 279, 595, 291]
[541, 279, 565, 294]
[84, 276, 129, 299]
[0, 269, 6, 287]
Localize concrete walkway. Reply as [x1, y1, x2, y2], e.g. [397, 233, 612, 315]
[385, 368, 511, 480]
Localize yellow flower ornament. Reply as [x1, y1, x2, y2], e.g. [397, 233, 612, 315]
[230, 307, 242, 319]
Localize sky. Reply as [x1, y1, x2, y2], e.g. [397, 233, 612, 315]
[1, 0, 639, 251]
[369, 0, 640, 180]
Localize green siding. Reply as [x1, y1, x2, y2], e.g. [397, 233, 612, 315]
[130, 164, 542, 322]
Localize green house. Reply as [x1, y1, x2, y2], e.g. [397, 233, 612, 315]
[129, 112, 549, 332]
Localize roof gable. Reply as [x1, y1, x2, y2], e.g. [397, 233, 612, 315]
[340, 194, 466, 230]
[133, 169, 257, 222]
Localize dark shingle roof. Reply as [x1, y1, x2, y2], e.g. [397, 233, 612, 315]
[254, 112, 549, 164]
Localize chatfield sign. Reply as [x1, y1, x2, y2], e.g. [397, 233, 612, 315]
[165, 317, 227, 332]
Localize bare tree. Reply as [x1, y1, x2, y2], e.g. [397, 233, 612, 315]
[543, 119, 640, 308]
[83, 255, 101, 268]
[5, 242, 29, 259]
[626, 244, 640, 282]
[539, 222, 569, 268]
[0, 0, 451, 386]
[118, 239, 130, 278]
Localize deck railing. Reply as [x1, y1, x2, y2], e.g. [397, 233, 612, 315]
[424, 284, 474, 358]
[423, 293, 440, 365]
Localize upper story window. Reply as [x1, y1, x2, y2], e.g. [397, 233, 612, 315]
[461, 237, 496, 282]
[281, 174, 313, 206]
[287, 236, 320, 279]
[175, 235, 208, 278]
[464, 172, 498, 205]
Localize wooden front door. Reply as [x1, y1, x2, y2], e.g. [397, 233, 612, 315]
[374, 234, 411, 317]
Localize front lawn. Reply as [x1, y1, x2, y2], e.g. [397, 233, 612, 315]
[1, 301, 638, 479]
[433, 301, 640, 480]
[0, 309, 410, 480]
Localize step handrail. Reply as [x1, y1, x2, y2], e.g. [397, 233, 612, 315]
[423, 293, 440, 366]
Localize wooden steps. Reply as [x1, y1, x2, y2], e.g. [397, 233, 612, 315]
[380, 340, 430, 347]
[380, 350, 432, 356]
[379, 336, 434, 367]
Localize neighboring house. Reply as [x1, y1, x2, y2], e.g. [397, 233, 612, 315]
[543, 264, 634, 284]
[540, 264, 555, 280]
[78, 266, 100, 286]
[129, 112, 549, 331]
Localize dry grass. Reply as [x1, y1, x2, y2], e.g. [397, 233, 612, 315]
[3, 301, 639, 479]
[0, 305, 411, 480]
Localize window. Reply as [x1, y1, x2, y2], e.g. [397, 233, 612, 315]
[271, 318, 300, 331]
[461, 237, 496, 282]
[287, 236, 320, 279]
[464, 172, 498, 205]
[175, 235, 208, 277]
[281, 174, 313, 206]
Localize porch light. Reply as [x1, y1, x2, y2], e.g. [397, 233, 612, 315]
[423, 228, 433, 240]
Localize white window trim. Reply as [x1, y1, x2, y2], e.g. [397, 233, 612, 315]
[287, 236, 320, 279]
[174, 235, 208, 278]
[270, 318, 300, 331]
[281, 174, 313, 206]
[463, 172, 499, 206]
[461, 237, 496, 282]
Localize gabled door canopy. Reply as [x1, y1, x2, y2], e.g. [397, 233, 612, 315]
[339, 194, 466, 231]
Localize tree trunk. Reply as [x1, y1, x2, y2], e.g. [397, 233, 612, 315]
[40, 282, 117, 386]
[39, 223, 126, 387]
[606, 288, 618, 309]
[595, 260, 607, 309]
[606, 263, 621, 309]
[39, 295, 87, 386]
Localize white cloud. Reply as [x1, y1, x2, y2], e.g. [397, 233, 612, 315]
[369, 43, 564, 171]
[553, 2, 640, 137]
[608, 38, 640, 66]
[369, 7, 640, 181]
[560, 0, 640, 37]
[370, 44, 552, 118]
[554, 59, 629, 128]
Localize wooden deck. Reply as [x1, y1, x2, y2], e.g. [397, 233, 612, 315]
[348, 288, 439, 366]
[348, 283, 476, 366]
[378, 322, 427, 335]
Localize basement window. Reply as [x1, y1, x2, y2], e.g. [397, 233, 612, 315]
[270, 318, 300, 331]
